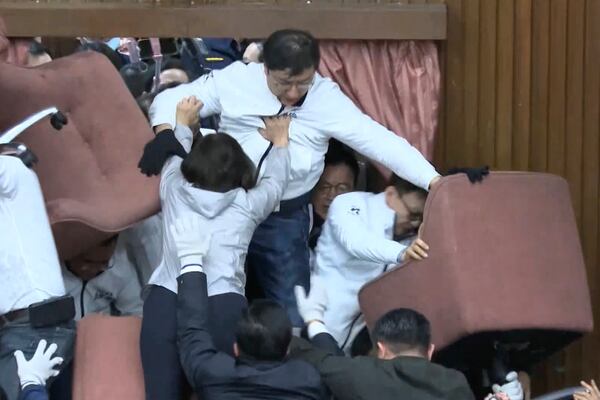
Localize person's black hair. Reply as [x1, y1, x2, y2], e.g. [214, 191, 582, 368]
[235, 299, 292, 361]
[181, 133, 256, 193]
[350, 326, 373, 357]
[389, 174, 427, 197]
[324, 139, 359, 186]
[28, 40, 49, 57]
[262, 29, 320, 75]
[371, 308, 431, 356]
[76, 41, 124, 71]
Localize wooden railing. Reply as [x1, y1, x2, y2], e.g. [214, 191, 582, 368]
[0, 0, 446, 39]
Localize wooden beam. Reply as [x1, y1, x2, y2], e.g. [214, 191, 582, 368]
[0, 2, 446, 40]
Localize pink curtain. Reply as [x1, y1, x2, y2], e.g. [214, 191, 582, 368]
[318, 40, 440, 178]
[0, 18, 31, 66]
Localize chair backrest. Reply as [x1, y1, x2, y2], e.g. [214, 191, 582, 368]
[72, 315, 144, 400]
[0, 51, 160, 260]
[359, 172, 593, 360]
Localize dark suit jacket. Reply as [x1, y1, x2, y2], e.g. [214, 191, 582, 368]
[290, 332, 475, 400]
[177, 271, 323, 400]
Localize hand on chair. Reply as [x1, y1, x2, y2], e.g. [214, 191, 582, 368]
[574, 380, 600, 400]
[402, 238, 430, 262]
[491, 371, 523, 400]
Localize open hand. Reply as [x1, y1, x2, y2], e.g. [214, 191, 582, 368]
[258, 115, 290, 147]
[574, 380, 600, 400]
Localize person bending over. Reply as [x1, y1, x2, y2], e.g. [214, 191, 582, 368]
[313, 175, 430, 351]
[292, 279, 523, 400]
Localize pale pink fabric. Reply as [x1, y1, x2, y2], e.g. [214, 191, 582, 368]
[0, 18, 32, 66]
[318, 40, 440, 176]
[0, 18, 33, 66]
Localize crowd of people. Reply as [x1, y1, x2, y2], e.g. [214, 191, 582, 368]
[1, 28, 596, 400]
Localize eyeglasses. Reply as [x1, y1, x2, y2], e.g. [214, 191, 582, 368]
[269, 74, 314, 92]
[316, 182, 352, 196]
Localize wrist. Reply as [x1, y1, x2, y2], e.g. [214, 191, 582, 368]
[305, 319, 324, 326]
[272, 137, 289, 148]
[20, 375, 44, 388]
[307, 320, 329, 339]
[175, 120, 191, 128]
[180, 254, 204, 269]
[302, 310, 325, 324]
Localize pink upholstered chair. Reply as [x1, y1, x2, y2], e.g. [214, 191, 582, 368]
[72, 315, 145, 400]
[0, 50, 160, 260]
[359, 172, 593, 372]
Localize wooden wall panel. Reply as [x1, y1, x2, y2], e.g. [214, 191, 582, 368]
[428, 0, 600, 395]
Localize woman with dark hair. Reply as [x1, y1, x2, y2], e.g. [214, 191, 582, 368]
[140, 96, 292, 400]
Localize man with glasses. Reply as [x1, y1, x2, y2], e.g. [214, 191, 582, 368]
[309, 140, 359, 265]
[143, 29, 441, 330]
[313, 175, 429, 352]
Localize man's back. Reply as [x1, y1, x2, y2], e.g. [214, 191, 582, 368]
[198, 356, 322, 400]
[291, 335, 474, 400]
[177, 271, 323, 400]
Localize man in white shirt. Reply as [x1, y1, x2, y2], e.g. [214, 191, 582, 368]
[308, 140, 359, 268]
[314, 176, 429, 351]
[0, 155, 75, 400]
[142, 29, 441, 326]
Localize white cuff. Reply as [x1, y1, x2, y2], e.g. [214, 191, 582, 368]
[180, 265, 204, 275]
[307, 321, 329, 339]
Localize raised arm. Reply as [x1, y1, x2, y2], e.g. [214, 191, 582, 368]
[149, 72, 222, 130]
[139, 97, 202, 177]
[323, 86, 440, 191]
[289, 277, 364, 397]
[245, 116, 291, 222]
[171, 218, 235, 388]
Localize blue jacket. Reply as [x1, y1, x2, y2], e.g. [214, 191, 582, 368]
[19, 385, 48, 400]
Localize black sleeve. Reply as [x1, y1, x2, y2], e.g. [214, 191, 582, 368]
[289, 336, 367, 399]
[176, 271, 235, 387]
[310, 332, 345, 356]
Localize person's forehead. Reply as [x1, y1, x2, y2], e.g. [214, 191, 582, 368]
[321, 164, 355, 183]
[270, 67, 315, 82]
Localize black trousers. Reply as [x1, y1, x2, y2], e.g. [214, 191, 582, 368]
[140, 285, 247, 400]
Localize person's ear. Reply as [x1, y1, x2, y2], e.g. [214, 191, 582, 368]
[384, 186, 398, 208]
[233, 342, 240, 357]
[376, 341, 386, 359]
[427, 344, 435, 361]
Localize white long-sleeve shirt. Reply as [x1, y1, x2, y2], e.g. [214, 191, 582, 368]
[149, 62, 439, 200]
[314, 191, 413, 348]
[148, 125, 290, 295]
[0, 156, 65, 315]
